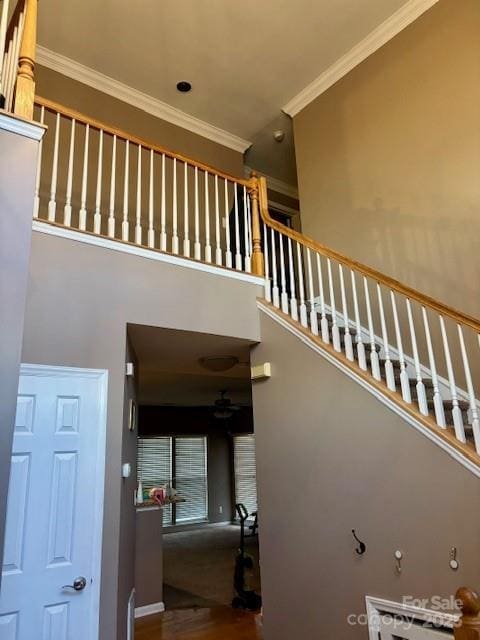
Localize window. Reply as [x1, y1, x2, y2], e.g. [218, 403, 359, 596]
[137, 436, 208, 525]
[233, 434, 257, 517]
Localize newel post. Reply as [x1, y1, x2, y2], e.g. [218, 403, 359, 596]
[455, 588, 480, 640]
[249, 173, 264, 277]
[14, 0, 37, 120]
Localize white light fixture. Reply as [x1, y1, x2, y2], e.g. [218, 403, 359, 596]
[199, 355, 239, 372]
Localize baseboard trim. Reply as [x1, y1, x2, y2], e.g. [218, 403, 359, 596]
[134, 601, 165, 618]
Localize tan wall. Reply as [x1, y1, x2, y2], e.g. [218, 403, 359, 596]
[22, 231, 262, 640]
[135, 510, 163, 608]
[294, 0, 480, 317]
[251, 311, 480, 639]
[36, 66, 244, 177]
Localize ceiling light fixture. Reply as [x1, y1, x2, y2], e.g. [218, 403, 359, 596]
[273, 129, 285, 142]
[177, 81, 192, 93]
[199, 356, 239, 372]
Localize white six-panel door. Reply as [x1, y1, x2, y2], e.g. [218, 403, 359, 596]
[0, 365, 107, 640]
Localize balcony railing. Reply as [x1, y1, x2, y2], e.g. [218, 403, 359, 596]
[33, 97, 264, 278]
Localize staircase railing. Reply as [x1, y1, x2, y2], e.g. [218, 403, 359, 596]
[455, 587, 480, 639]
[33, 97, 264, 277]
[0, 0, 37, 117]
[255, 175, 480, 461]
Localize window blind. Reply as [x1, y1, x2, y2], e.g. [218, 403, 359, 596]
[137, 436, 172, 525]
[234, 434, 257, 517]
[175, 437, 208, 523]
[137, 435, 208, 526]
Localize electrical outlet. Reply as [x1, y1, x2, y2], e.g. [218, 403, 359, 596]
[218, 505, 223, 514]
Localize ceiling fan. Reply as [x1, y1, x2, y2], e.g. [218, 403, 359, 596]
[212, 390, 241, 419]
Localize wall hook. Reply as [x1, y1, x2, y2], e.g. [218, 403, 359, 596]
[449, 547, 459, 571]
[352, 529, 366, 555]
[394, 550, 403, 574]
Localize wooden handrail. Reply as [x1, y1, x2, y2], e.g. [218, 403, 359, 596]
[34, 96, 253, 188]
[455, 587, 480, 639]
[255, 175, 480, 333]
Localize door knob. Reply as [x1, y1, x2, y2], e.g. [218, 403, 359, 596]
[62, 576, 87, 592]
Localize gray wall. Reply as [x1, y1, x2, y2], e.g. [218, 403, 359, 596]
[0, 123, 42, 583]
[251, 311, 480, 640]
[22, 231, 262, 640]
[135, 509, 163, 608]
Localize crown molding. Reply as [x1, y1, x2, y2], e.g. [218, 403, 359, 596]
[244, 165, 298, 199]
[36, 46, 252, 154]
[283, 0, 440, 117]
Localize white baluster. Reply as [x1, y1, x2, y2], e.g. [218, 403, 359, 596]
[204, 171, 211, 262]
[316, 254, 329, 344]
[390, 291, 411, 403]
[351, 271, 366, 370]
[148, 149, 154, 248]
[135, 144, 142, 245]
[48, 112, 60, 222]
[172, 158, 178, 254]
[271, 228, 279, 308]
[297, 243, 308, 328]
[247, 193, 253, 267]
[288, 238, 298, 321]
[224, 179, 232, 268]
[183, 162, 190, 257]
[5, 16, 21, 111]
[339, 265, 354, 361]
[377, 284, 395, 391]
[194, 167, 201, 260]
[94, 129, 103, 234]
[64, 118, 76, 227]
[33, 105, 45, 218]
[458, 325, 480, 453]
[439, 317, 465, 440]
[328, 259, 341, 352]
[405, 299, 428, 415]
[243, 186, 251, 273]
[0, 0, 10, 100]
[307, 249, 318, 335]
[279, 233, 289, 314]
[160, 153, 167, 251]
[421, 307, 445, 427]
[234, 185, 241, 270]
[263, 223, 271, 302]
[214, 175, 222, 265]
[107, 134, 117, 238]
[122, 140, 129, 241]
[363, 278, 381, 379]
[79, 123, 89, 231]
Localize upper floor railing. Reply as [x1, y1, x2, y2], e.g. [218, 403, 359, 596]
[33, 97, 264, 277]
[0, 0, 37, 117]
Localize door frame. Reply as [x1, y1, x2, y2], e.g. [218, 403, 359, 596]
[19, 363, 108, 639]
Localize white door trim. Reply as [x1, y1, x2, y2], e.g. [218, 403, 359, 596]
[19, 363, 108, 640]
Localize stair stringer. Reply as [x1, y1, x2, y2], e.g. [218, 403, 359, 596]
[258, 299, 480, 478]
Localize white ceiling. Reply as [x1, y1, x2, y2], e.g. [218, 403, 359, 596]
[38, 0, 410, 139]
[37, 0, 410, 182]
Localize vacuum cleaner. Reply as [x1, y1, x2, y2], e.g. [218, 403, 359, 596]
[231, 503, 262, 611]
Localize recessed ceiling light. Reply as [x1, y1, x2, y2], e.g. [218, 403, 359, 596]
[177, 81, 192, 93]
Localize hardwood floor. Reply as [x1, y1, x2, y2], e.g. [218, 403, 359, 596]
[135, 606, 263, 640]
